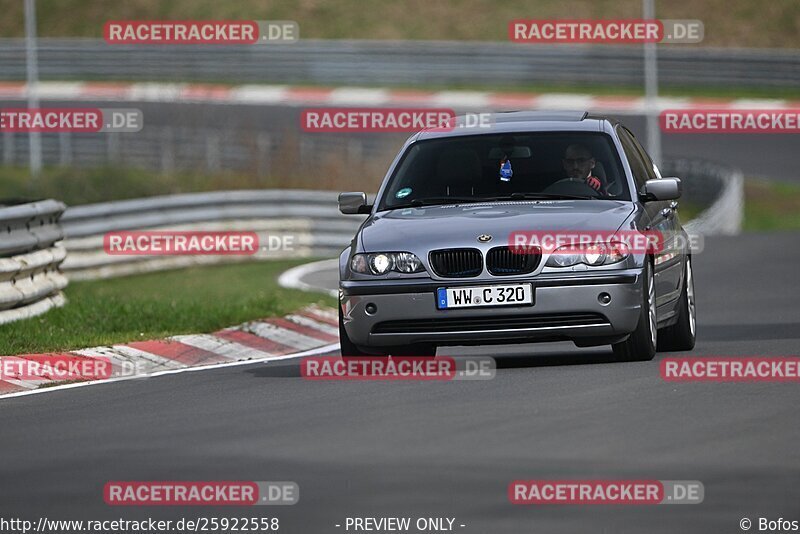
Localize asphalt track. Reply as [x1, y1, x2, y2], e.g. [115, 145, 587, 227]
[1, 232, 799, 533]
[1, 99, 797, 182]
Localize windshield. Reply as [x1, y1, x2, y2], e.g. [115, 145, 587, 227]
[378, 132, 630, 210]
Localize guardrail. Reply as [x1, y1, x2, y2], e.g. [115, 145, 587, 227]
[0, 38, 797, 89]
[60, 190, 365, 280]
[664, 159, 744, 236]
[59, 158, 742, 282]
[0, 157, 737, 323]
[1, 124, 398, 179]
[0, 199, 68, 324]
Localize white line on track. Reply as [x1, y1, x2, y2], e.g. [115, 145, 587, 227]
[239, 322, 327, 351]
[277, 258, 338, 297]
[286, 314, 339, 336]
[169, 334, 276, 359]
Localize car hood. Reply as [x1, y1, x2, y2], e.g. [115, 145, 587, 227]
[359, 200, 635, 251]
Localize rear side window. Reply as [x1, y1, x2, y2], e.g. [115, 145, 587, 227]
[617, 127, 650, 193]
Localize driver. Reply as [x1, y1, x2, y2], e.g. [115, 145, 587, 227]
[562, 144, 606, 194]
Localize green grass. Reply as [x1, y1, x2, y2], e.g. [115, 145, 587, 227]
[285, 80, 799, 101]
[1, 0, 798, 49]
[676, 202, 704, 223]
[0, 166, 266, 206]
[744, 179, 800, 231]
[0, 260, 336, 356]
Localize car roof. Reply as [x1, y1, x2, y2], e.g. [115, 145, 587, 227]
[414, 110, 618, 140]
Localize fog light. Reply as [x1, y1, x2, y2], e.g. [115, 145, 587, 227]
[598, 292, 612, 305]
[365, 303, 378, 315]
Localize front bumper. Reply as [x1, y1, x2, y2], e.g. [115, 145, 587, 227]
[340, 270, 643, 348]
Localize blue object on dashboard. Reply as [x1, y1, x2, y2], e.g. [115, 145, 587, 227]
[500, 158, 513, 181]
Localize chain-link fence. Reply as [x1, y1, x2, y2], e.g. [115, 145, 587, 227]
[0, 38, 798, 89]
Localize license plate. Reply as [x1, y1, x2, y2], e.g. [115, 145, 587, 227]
[436, 284, 534, 309]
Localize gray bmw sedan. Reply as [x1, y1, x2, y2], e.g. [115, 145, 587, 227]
[337, 111, 696, 361]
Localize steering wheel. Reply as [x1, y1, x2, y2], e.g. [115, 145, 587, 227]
[542, 177, 602, 197]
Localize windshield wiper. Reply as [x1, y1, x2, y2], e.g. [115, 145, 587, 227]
[387, 192, 594, 210]
[489, 192, 595, 201]
[389, 196, 483, 209]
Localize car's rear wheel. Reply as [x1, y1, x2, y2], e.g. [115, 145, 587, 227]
[611, 260, 657, 362]
[657, 256, 697, 352]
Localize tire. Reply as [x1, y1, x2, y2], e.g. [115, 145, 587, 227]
[612, 260, 657, 362]
[657, 256, 697, 352]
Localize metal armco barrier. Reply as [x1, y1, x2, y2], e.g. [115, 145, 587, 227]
[0, 160, 738, 323]
[60, 190, 365, 280]
[665, 159, 744, 236]
[59, 160, 741, 282]
[0, 38, 797, 89]
[0, 199, 68, 324]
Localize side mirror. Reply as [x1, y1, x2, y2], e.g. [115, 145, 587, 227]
[338, 192, 372, 214]
[640, 177, 682, 202]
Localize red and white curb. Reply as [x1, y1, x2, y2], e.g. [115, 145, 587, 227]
[0, 304, 339, 399]
[0, 81, 795, 114]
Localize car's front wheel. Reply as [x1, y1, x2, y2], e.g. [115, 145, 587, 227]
[611, 260, 657, 361]
[657, 256, 697, 352]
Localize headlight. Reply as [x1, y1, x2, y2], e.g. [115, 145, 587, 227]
[351, 252, 425, 275]
[545, 242, 630, 267]
[370, 254, 392, 274]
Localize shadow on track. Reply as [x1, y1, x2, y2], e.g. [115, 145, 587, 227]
[245, 346, 627, 379]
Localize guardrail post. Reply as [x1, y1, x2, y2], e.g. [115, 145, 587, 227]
[206, 131, 220, 173]
[256, 133, 271, 178]
[300, 137, 314, 160]
[58, 132, 72, 166]
[2, 132, 13, 165]
[160, 127, 175, 174]
[347, 139, 363, 165]
[106, 132, 120, 163]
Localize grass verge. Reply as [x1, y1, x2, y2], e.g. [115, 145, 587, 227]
[1, 0, 798, 48]
[0, 166, 360, 206]
[744, 179, 800, 231]
[0, 259, 336, 356]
